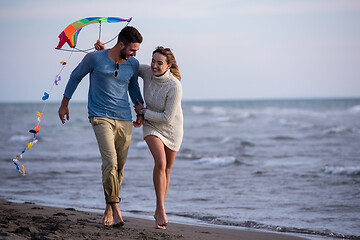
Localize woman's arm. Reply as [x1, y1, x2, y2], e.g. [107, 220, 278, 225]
[139, 64, 150, 79]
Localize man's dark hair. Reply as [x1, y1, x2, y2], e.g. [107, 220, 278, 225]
[117, 26, 143, 46]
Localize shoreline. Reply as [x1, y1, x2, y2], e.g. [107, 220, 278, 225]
[0, 199, 309, 240]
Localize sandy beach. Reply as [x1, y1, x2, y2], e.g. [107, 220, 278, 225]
[0, 199, 309, 240]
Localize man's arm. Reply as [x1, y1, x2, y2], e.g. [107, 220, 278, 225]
[63, 53, 94, 99]
[59, 53, 94, 124]
[128, 59, 144, 106]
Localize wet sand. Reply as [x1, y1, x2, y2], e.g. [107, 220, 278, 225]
[0, 199, 308, 240]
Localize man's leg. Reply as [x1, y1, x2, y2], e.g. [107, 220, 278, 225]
[111, 120, 133, 226]
[90, 117, 120, 225]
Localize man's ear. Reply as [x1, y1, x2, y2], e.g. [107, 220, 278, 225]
[118, 41, 125, 50]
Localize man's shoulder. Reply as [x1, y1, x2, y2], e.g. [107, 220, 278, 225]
[89, 49, 107, 58]
[82, 50, 108, 65]
[83, 50, 100, 60]
[129, 56, 140, 66]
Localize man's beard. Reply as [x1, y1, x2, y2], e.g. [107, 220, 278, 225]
[120, 49, 129, 60]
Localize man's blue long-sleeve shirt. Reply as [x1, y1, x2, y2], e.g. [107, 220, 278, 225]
[64, 49, 144, 121]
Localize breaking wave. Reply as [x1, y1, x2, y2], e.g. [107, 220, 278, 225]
[170, 212, 359, 239]
[324, 166, 360, 176]
[193, 156, 240, 167]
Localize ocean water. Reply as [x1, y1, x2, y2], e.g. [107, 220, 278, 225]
[1, 99, 359, 239]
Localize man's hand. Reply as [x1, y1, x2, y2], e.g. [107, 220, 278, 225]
[134, 99, 144, 115]
[94, 40, 106, 51]
[58, 97, 70, 124]
[133, 114, 144, 128]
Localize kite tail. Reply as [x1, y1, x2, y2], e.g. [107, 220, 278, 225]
[12, 51, 73, 176]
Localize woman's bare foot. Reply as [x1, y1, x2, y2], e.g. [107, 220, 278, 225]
[111, 203, 124, 227]
[154, 208, 167, 229]
[102, 204, 113, 226]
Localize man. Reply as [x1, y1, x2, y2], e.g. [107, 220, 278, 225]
[58, 26, 144, 226]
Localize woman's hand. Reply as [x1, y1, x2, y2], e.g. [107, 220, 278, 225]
[94, 40, 106, 51]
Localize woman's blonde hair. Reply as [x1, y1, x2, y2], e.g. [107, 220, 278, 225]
[153, 47, 181, 81]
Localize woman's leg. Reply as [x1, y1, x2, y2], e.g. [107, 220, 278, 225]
[164, 146, 177, 199]
[145, 136, 167, 229]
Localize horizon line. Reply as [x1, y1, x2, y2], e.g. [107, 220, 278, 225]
[1, 96, 360, 104]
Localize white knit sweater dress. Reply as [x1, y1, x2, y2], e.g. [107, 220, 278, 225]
[139, 64, 183, 152]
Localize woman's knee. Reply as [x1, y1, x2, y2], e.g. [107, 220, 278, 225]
[154, 158, 166, 172]
[165, 167, 172, 176]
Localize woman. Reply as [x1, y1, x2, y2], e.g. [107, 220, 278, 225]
[95, 41, 183, 229]
[134, 47, 183, 229]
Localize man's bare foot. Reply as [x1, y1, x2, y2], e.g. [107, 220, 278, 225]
[102, 204, 113, 226]
[110, 203, 124, 227]
[154, 208, 167, 229]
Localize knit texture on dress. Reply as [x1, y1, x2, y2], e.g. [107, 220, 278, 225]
[139, 64, 183, 151]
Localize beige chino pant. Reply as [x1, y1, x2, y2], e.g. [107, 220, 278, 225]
[90, 117, 132, 203]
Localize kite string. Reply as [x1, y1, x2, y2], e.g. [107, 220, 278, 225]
[41, 51, 73, 115]
[103, 20, 131, 45]
[12, 51, 74, 176]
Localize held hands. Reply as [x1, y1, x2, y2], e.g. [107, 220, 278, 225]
[94, 40, 106, 51]
[133, 99, 144, 128]
[133, 114, 144, 128]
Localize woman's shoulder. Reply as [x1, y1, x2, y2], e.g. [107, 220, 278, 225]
[169, 73, 182, 87]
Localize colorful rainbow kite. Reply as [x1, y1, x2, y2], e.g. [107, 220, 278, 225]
[56, 17, 132, 50]
[13, 16, 132, 176]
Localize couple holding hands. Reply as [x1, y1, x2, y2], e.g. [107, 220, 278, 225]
[58, 26, 183, 229]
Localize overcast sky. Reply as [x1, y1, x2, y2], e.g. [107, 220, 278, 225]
[0, 0, 359, 102]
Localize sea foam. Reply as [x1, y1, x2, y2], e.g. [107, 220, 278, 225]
[347, 105, 360, 115]
[324, 166, 360, 176]
[134, 141, 148, 149]
[194, 156, 238, 167]
[8, 135, 31, 143]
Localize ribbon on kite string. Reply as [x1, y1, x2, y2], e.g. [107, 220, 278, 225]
[12, 52, 73, 176]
